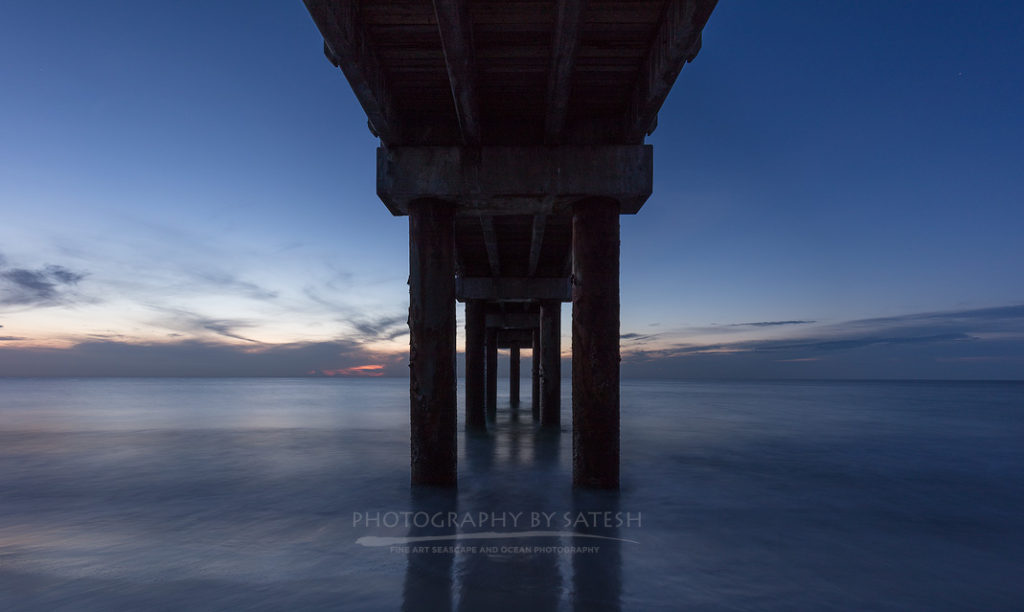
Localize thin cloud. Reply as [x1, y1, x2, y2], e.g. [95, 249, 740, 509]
[149, 306, 263, 344]
[728, 320, 815, 327]
[627, 332, 974, 362]
[189, 270, 279, 301]
[840, 304, 1024, 332]
[199, 319, 263, 344]
[621, 303, 1024, 379]
[0, 263, 87, 307]
[349, 314, 407, 342]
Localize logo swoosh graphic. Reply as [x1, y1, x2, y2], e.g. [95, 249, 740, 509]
[356, 530, 637, 547]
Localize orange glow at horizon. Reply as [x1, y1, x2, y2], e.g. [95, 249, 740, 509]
[312, 364, 387, 377]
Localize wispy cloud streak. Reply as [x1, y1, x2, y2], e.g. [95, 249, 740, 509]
[0, 255, 88, 307]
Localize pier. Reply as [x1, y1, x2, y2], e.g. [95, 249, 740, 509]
[303, 0, 717, 488]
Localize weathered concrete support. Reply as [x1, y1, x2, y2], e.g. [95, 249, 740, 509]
[532, 328, 540, 420]
[457, 277, 571, 302]
[378, 145, 653, 215]
[408, 198, 457, 486]
[572, 197, 620, 489]
[540, 300, 561, 427]
[465, 300, 486, 431]
[510, 343, 520, 407]
[486, 326, 498, 420]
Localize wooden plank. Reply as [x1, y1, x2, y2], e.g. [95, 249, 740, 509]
[623, 0, 717, 142]
[433, 0, 482, 146]
[303, 0, 400, 143]
[544, 0, 587, 144]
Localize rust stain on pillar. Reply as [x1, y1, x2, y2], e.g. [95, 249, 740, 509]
[572, 197, 620, 489]
[408, 198, 457, 486]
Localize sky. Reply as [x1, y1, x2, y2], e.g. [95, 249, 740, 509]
[1, 1, 1022, 379]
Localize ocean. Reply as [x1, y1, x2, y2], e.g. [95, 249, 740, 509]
[0, 378, 1021, 610]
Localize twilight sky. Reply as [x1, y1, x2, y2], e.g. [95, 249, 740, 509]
[1, 2, 1022, 378]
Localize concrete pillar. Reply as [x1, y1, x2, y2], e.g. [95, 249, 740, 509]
[531, 327, 540, 420]
[510, 342, 520, 408]
[486, 326, 497, 420]
[465, 300, 486, 431]
[408, 198, 457, 486]
[540, 300, 561, 427]
[572, 197, 620, 489]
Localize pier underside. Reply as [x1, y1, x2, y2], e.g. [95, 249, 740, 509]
[303, 0, 718, 488]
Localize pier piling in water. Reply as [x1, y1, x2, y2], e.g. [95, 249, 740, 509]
[465, 299, 486, 431]
[540, 300, 562, 427]
[510, 342, 520, 408]
[407, 198, 457, 486]
[572, 198, 621, 489]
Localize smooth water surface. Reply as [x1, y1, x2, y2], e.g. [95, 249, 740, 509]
[1, 378, 1022, 610]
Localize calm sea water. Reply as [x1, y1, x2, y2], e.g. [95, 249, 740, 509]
[0, 378, 1021, 611]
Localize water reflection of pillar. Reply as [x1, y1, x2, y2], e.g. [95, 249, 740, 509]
[571, 491, 622, 612]
[402, 487, 458, 612]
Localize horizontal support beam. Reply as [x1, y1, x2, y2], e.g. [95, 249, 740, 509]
[378, 146, 652, 216]
[456, 277, 571, 302]
[495, 328, 534, 349]
[486, 312, 539, 329]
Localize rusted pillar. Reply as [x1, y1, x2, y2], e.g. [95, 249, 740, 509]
[572, 197, 620, 489]
[465, 300, 486, 431]
[510, 342, 520, 408]
[540, 300, 561, 427]
[486, 326, 497, 420]
[531, 327, 540, 420]
[408, 198, 456, 486]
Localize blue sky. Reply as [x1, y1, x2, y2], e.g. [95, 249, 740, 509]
[1, 2, 1022, 378]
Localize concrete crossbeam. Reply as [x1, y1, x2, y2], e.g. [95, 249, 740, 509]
[456, 277, 571, 302]
[377, 145, 652, 216]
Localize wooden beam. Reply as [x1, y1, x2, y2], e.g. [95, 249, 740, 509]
[303, 0, 399, 143]
[456, 277, 572, 302]
[623, 0, 717, 142]
[544, 0, 588, 144]
[479, 216, 501, 277]
[432, 0, 482, 146]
